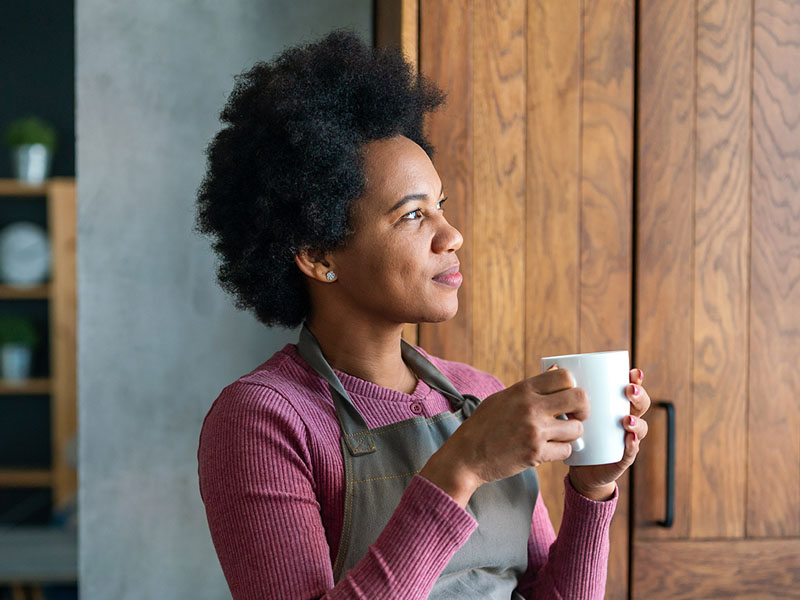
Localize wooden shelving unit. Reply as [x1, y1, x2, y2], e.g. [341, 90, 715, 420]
[0, 177, 77, 511]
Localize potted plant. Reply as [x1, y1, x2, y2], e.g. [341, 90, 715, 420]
[0, 315, 39, 381]
[3, 116, 58, 185]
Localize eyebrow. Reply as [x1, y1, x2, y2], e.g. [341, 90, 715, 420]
[386, 183, 445, 214]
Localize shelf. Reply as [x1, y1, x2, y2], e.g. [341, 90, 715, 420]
[0, 283, 50, 299]
[0, 469, 52, 487]
[0, 378, 51, 395]
[0, 179, 48, 197]
[0, 177, 76, 512]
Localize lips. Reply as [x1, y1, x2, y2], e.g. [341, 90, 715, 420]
[434, 264, 460, 278]
[432, 264, 463, 288]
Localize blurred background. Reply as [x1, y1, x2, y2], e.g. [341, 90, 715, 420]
[0, 1, 372, 598]
[2, 1, 798, 599]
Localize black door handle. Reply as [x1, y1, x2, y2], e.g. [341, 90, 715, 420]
[657, 401, 675, 528]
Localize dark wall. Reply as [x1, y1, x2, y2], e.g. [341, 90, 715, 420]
[0, 1, 75, 177]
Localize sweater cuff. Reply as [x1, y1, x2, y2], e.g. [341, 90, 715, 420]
[564, 474, 619, 512]
[560, 474, 617, 555]
[400, 474, 478, 539]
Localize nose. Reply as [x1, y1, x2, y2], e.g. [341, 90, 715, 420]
[432, 215, 463, 254]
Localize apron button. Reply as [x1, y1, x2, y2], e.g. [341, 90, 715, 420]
[410, 402, 423, 415]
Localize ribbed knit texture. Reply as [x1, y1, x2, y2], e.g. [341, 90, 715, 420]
[197, 342, 617, 599]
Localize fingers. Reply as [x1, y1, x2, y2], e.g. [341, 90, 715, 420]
[625, 378, 652, 418]
[629, 367, 644, 385]
[530, 367, 590, 420]
[533, 366, 576, 394]
[541, 441, 574, 463]
[622, 414, 648, 442]
[547, 416, 584, 443]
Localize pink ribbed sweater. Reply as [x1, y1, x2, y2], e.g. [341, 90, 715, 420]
[197, 342, 617, 600]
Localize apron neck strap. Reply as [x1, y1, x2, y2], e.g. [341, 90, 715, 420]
[297, 324, 376, 456]
[296, 322, 471, 456]
[400, 339, 466, 406]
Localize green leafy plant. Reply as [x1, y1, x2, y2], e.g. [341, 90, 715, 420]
[4, 116, 58, 149]
[0, 315, 39, 347]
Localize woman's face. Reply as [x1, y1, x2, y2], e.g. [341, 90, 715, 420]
[327, 135, 463, 326]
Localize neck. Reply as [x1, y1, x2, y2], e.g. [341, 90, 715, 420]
[304, 315, 418, 394]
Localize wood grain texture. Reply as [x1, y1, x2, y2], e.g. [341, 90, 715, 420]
[748, 0, 800, 538]
[634, 0, 695, 540]
[580, 2, 634, 597]
[401, 0, 419, 70]
[580, 0, 633, 353]
[375, 0, 418, 68]
[472, 0, 526, 385]
[48, 179, 77, 509]
[692, 0, 751, 539]
[633, 538, 800, 599]
[524, 0, 582, 536]
[419, 0, 474, 364]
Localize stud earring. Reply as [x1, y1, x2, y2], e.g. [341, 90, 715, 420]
[325, 271, 336, 281]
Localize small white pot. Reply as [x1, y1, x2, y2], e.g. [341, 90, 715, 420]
[12, 144, 52, 185]
[1, 343, 33, 381]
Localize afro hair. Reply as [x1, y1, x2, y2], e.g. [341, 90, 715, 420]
[194, 29, 446, 328]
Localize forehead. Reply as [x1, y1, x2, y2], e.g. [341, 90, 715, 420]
[360, 136, 441, 209]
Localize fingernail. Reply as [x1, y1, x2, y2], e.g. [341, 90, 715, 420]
[633, 432, 638, 443]
[631, 384, 638, 396]
[637, 368, 644, 382]
[628, 415, 637, 427]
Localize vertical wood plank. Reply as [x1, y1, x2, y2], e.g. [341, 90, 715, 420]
[419, 0, 474, 364]
[400, 0, 419, 70]
[375, 0, 419, 68]
[748, 0, 800, 538]
[48, 178, 78, 509]
[472, 0, 526, 385]
[581, 1, 634, 596]
[634, 0, 695, 540]
[580, 4, 634, 351]
[692, 0, 751, 539]
[525, 0, 582, 532]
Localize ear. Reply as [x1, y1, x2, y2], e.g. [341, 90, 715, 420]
[294, 247, 336, 282]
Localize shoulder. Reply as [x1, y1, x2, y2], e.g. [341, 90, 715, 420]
[198, 343, 337, 457]
[413, 345, 507, 398]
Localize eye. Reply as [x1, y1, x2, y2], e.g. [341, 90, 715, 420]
[400, 197, 448, 221]
[401, 208, 423, 221]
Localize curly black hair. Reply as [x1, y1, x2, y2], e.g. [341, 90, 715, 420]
[194, 29, 446, 328]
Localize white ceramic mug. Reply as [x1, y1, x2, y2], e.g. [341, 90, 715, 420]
[540, 351, 630, 466]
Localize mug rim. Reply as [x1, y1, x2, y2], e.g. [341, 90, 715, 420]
[541, 350, 628, 362]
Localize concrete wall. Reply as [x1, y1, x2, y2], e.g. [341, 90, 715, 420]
[76, 2, 372, 598]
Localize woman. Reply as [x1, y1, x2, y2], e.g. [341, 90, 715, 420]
[196, 30, 650, 600]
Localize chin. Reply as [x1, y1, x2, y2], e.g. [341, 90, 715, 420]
[417, 300, 459, 324]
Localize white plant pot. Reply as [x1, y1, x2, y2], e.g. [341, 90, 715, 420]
[12, 144, 52, 185]
[1, 343, 33, 381]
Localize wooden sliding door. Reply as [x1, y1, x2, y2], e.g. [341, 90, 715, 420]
[633, 0, 800, 597]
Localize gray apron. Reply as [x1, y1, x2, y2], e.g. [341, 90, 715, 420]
[297, 323, 539, 599]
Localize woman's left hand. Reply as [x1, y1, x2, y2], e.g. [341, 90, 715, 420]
[568, 368, 651, 501]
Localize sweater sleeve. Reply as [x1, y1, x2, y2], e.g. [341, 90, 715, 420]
[516, 475, 617, 599]
[197, 382, 477, 600]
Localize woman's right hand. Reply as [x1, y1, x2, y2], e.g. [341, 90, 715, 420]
[419, 367, 589, 507]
